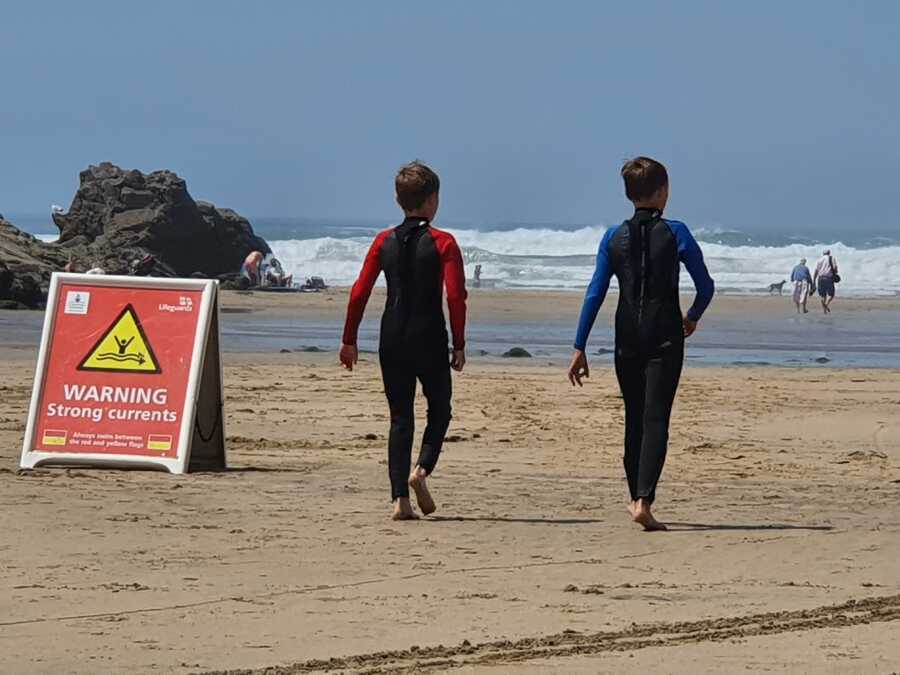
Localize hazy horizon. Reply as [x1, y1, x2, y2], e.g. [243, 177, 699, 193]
[3, 2, 899, 231]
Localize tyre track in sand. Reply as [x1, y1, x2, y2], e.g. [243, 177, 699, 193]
[204, 594, 900, 674]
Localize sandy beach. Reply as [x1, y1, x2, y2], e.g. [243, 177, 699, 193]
[1, 291, 899, 673]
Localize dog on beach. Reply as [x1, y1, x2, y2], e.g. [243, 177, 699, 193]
[768, 280, 786, 295]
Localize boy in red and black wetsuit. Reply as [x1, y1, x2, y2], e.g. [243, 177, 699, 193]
[341, 162, 467, 520]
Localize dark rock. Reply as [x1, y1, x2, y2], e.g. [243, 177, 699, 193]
[0, 163, 271, 307]
[0, 218, 64, 308]
[502, 347, 532, 358]
[52, 163, 269, 277]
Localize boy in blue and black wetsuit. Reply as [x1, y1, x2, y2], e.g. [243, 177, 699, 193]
[568, 157, 714, 531]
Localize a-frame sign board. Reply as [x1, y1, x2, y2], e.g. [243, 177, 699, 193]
[20, 273, 226, 473]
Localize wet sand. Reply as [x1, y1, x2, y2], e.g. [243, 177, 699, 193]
[1, 291, 899, 673]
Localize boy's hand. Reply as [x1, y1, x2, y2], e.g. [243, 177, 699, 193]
[451, 349, 466, 372]
[340, 344, 358, 371]
[568, 349, 589, 387]
[683, 316, 698, 338]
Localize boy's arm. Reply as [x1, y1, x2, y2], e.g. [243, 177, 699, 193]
[573, 228, 615, 351]
[342, 231, 388, 347]
[433, 231, 468, 350]
[671, 221, 715, 322]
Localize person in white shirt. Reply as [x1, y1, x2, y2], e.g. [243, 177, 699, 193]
[812, 249, 839, 314]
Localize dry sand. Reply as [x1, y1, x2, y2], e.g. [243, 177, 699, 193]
[1, 291, 899, 673]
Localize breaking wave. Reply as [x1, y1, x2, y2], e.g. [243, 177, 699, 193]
[270, 226, 900, 296]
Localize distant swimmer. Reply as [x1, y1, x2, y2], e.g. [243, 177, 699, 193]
[341, 161, 467, 521]
[568, 157, 714, 531]
[812, 249, 839, 314]
[790, 258, 813, 314]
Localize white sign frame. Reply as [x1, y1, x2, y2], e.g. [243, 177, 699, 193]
[20, 273, 225, 474]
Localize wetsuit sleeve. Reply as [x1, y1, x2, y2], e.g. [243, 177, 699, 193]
[342, 232, 387, 346]
[433, 232, 468, 350]
[574, 228, 615, 351]
[671, 221, 715, 322]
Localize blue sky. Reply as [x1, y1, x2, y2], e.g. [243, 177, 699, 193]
[2, 1, 898, 229]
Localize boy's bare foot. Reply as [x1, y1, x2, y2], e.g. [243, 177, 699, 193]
[627, 500, 637, 517]
[631, 498, 667, 531]
[392, 497, 419, 521]
[408, 466, 436, 516]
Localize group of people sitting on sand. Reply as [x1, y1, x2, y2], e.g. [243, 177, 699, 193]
[239, 251, 293, 288]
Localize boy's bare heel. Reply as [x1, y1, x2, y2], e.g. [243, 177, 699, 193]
[408, 467, 436, 516]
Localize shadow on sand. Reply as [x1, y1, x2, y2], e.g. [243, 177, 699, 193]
[428, 516, 833, 531]
[664, 522, 834, 532]
[224, 466, 311, 474]
[428, 515, 605, 525]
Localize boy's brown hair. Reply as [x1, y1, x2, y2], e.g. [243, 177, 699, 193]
[621, 156, 668, 203]
[395, 161, 440, 211]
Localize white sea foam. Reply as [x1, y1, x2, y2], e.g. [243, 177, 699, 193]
[271, 226, 900, 296]
[34, 227, 898, 295]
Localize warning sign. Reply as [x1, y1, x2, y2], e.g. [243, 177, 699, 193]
[21, 274, 225, 473]
[78, 304, 161, 373]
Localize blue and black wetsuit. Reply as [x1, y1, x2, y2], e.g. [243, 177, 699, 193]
[575, 208, 714, 504]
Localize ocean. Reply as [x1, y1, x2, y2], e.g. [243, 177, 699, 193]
[6, 214, 900, 368]
[16, 214, 900, 296]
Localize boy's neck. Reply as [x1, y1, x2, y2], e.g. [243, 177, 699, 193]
[402, 210, 431, 221]
[632, 201, 664, 212]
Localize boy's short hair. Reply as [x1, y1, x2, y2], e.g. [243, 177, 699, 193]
[621, 156, 668, 202]
[395, 161, 440, 211]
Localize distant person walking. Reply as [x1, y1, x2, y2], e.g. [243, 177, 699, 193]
[813, 249, 839, 314]
[474, 264, 482, 287]
[790, 258, 813, 314]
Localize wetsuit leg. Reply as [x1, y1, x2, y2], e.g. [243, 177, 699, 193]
[636, 342, 684, 503]
[415, 358, 452, 475]
[614, 352, 646, 502]
[380, 355, 417, 500]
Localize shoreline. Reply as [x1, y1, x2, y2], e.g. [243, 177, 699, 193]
[1, 288, 898, 368]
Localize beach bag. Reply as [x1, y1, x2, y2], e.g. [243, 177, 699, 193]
[829, 256, 841, 283]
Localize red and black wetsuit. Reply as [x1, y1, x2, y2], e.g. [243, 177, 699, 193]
[343, 217, 467, 500]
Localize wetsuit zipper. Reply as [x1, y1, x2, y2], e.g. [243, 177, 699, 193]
[638, 221, 649, 325]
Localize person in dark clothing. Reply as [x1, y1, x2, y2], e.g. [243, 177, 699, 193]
[568, 157, 714, 531]
[341, 161, 467, 520]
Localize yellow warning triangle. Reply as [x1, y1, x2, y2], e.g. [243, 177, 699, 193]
[78, 304, 161, 374]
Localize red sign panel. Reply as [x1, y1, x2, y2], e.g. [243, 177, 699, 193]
[33, 283, 203, 457]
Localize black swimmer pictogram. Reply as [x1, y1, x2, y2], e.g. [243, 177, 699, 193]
[94, 335, 147, 364]
[77, 304, 161, 374]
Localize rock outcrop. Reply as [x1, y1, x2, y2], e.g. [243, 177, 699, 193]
[0, 163, 270, 308]
[0, 215, 65, 308]
[52, 162, 269, 276]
